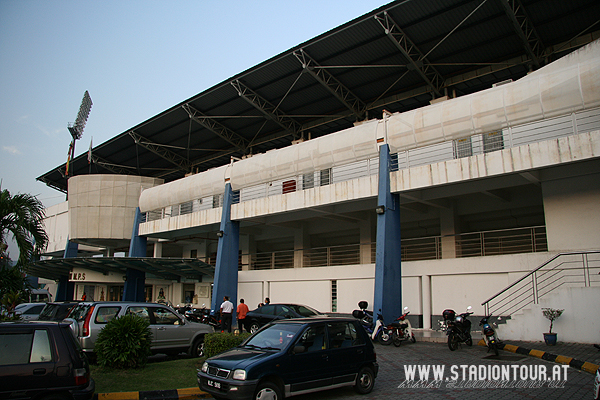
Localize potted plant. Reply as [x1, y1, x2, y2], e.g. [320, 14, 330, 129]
[542, 308, 564, 345]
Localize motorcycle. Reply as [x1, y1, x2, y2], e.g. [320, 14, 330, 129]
[387, 307, 416, 347]
[444, 306, 473, 351]
[479, 314, 500, 356]
[352, 301, 374, 336]
[371, 311, 390, 344]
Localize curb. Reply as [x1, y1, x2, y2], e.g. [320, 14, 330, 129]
[94, 388, 210, 400]
[477, 339, 600, 375]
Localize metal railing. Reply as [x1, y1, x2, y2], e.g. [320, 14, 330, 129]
[482, 251, 600, 317]
[240, 226, 547, 270]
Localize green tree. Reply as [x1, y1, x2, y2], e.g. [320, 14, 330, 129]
[0, 188, 48, 268]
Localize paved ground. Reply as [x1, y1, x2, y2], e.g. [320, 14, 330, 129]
[95, 331, 600, 400]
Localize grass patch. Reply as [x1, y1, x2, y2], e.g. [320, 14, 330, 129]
[91, 357, 204, 393]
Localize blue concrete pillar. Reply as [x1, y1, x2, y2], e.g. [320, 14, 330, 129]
[373, 144, 402, 324]
[55, 239, 77, 301]
[123, 207, 146, 302]
[211, 183, 240, 327]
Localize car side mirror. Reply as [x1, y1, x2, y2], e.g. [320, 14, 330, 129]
[293, 345, 306, 354]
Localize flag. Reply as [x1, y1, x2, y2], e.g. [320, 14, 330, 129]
[66, 140, 74, 176]
[88, 137, 93, 164]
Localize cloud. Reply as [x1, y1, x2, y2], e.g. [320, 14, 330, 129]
[2, 146, 21, 155]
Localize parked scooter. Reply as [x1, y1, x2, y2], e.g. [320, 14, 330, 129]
[371, 311, 390, 344]
[387, 307, 416, 347]
[352, 301, 374, 336]
[444, 306, 473, 351]
[479, 314, 500, 356]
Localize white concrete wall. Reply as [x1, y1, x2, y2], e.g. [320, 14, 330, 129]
[543, 172, 600, 251]
[43, 201, 69, 254]
[499, 286, 600, 344]
[68, 175, 162, 241]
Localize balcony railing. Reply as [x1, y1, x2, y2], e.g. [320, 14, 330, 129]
[240, 226, 547, 270]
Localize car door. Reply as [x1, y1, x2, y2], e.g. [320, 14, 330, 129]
[283, 324, 332, 394]
[149, 305, 189, 350]
[255, 304, 276, 325]
[326, 321, 366, 385]
[125, 306, 157, 347]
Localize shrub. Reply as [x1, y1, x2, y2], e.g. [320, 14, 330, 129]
[95, 314, 153, 369]
[204, 332, 251, 357]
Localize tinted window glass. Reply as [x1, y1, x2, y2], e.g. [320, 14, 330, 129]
[327, 321, 363, 348]
[67, 304, 93, 321]
[259, 305, 275, 316]
[244, 324, 302, 351]
[292, 305, 319, 317]
[0, 333, 32, 365]
[25, 305, 46, 315]
[297, 325, 326, 352]
[95, 307, 120, 324]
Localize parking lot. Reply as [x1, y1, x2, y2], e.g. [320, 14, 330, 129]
[288, 340, 597, 400]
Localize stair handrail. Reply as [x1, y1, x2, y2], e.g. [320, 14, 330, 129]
[481, 250, 600, 315]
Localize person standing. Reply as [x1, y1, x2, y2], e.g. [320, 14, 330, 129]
[220, 296, 234, 332]
[237, 299, 249, 332]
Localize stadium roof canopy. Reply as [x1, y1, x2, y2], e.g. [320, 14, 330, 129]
[38, 0, 600, 193]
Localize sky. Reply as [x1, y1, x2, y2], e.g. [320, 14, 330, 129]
[0, 0, 388, 258]
[0, 0, 388, 206]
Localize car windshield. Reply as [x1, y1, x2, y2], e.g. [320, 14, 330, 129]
[243, 324, 303, 351]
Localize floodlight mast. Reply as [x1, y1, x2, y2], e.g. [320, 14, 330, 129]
[66, 91, 92, 177]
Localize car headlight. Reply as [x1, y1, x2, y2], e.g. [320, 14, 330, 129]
[232, 369, 246, 381]
[201, 362, 208, 373]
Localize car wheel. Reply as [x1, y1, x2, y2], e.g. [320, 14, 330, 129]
[254, 381, 282, 400]
[354, 366, 375, 394]
[250, 321, 260, 334]
[191, 336, 204, 358]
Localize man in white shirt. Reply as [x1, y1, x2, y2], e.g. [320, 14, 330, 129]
[220, 296, 234, 332]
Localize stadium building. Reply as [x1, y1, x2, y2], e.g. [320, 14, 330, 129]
[34, 0, 600, 342]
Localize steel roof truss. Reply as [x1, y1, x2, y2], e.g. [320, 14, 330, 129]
[498, 0, 544, 69]
[183, 104, 249, 152]
[293, 49, 366, 121]
[231, 80, 301, 139]
[375, 11, 445, 97]
[128, 131, 190, 172]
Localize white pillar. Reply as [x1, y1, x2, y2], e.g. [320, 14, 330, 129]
[421, 275, 432, 329]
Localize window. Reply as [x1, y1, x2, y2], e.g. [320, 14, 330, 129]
[483, 131, 504, 153]
[320, 168, 331, 186]
[0, 330, 53, 365]
[297, 325, 326, 352]
[126, 306, 150, 322]
[259, 305, 275, 316]
[327, 322, 363, 348]
[30, 330, 52, 363]
[453, 137, 473, 159]
[152, 307, 181, 325]
[95, 307, 120, 324]
[331, 280, 337, 312]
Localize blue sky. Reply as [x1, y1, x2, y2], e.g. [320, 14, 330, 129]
[0, 0, 387, 210]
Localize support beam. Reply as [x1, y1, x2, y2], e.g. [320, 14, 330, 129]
[231, 80, 301, 139]
[55, 239, 77, 301]
[211, 183, 240, 324]
[498, 0, 544, 69]
[90, 154, 138, 176]
[183, 104, 249, 152]
[374, 144, 402, 324]
[129, 131, 190, 172]
[123, 207, 147, 302]
[293, 49, 366, 120]
[375, 11, 444, 97]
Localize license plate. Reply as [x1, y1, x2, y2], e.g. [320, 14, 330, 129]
[207, 380, 221, 389]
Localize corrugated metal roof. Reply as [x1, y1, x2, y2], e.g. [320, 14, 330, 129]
[38, 0, 600, 192]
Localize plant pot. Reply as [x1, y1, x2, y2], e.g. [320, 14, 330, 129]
[543, 332, 557, 345]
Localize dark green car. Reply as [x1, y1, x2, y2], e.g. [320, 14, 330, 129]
[198, 317, 378, 400]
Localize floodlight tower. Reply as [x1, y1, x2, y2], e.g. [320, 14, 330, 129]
[66, 91, 93, 177]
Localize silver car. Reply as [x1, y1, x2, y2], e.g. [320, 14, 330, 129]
[65, 301, 213, 359]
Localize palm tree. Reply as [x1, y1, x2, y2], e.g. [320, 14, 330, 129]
[0, 188, 48, 267]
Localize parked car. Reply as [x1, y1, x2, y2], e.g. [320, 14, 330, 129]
[14, 303, 46, 321]
[245, 303, 324, 333]
[198, 317, 378, 400]
[64, 301, 213, 360]
[38, 301, 80, 321]
[0, 321, 95, 400]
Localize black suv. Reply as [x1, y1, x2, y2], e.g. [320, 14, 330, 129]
[0, 321, 95, 400]
[198, 317, 378, 400]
